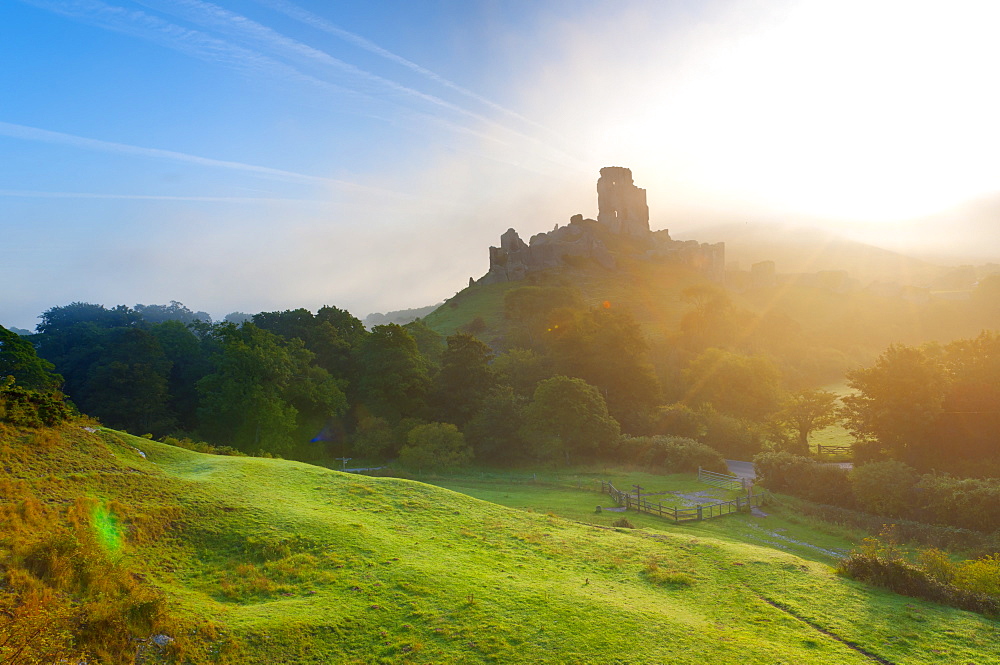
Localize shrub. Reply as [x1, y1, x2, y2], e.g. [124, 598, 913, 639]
[839, 529, 1000, 616]
[159, 435, 245, 456]
[618, 435, 727, 473]
[612, 517, 635, 529]
[851, 460, 917, 517]
[752, 451, 853, 506]
[913, 474, 1000, 533]
[699, 409, 766, 459]
[793, 501, 999, 553]
[398, 422, 473, 472]
[0, 377, 75, 428]
[954, 555, 1000, 596]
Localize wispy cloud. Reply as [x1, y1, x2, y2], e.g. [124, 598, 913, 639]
[0, 120, 446, 204]
[19, 0, 576, 169]
[132, 0, 575, 165]
[0, 120, 341, 185]
[252, 0, 556, 135]
[0, 189, 332, 204]
[17, 0, 369, 102]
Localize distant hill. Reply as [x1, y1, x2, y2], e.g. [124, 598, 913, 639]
[364, 302, 443, 328]
[673, 223, 947, 287]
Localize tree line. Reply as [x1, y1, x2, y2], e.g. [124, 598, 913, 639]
[4, 287, 1000, 476]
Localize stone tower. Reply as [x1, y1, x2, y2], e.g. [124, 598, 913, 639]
[596, 166, 650, 236]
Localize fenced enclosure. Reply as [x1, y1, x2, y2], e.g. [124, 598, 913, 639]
[601, 480, 768, 523]
[698, 467, 747, 492]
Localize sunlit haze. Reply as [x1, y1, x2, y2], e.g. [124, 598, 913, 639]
[4, 0, 1000, 329]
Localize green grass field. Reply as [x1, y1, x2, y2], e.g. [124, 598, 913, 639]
[4, 425, 999, 663]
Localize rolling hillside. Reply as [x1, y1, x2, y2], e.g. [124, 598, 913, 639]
[2, 423, 998, 663]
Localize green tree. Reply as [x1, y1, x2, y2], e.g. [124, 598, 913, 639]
[433, 333, 496, 426]
[547, 306, 661, 430]
[398, 422, 473, 472]
[463, 386, 528, 463]
[150, 320, 209, 432]
[683, 348, 782, 421]
[355, 324, 431, 422]
[777, 389, 841, 455]
[83, 328, 176, 436]
[0, 325, 62, 390]
[678, 284, 739, 351]
[850, 460, 918, 517]
[522, 376, 620, 464]
[492, 348, 552, 397]
[197, 323, 346, 454]
[503, 285, 582, 348]
[842, 344, 948, 465]
[404, 319, 445, 365]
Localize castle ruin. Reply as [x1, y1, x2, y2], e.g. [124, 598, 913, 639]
[596, 166, 650, 236]
[479, 167, 724, 285]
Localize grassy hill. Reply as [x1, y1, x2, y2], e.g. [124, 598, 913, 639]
[423, 258, 713, 345]
[3, 423, 999, 663]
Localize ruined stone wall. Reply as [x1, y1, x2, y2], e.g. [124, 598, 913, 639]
[596, 166, 650, 237]
[479, 167, 724, 285]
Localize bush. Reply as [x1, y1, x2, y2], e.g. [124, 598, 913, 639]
[398, 422, 473, 472]
[913, 474, 1000, 533]
[159, 435, 245, 457]
[0, 377, 75, 428]
[699, 409, 766, 459]
[851, 460, 917, 517]
[612, 517, 635, 529]
[838, 529, 1000, 616]
[752, 451, 853, 506]
[793, 501, 999, 554]
[618, 435, 727, 473]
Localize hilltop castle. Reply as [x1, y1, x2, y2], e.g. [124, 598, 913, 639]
[479, 167, 725, 284]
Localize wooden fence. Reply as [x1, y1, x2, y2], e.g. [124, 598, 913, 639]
[816, 444, 851, 456]
[600, 480, 767, 523]
[698, 467, 747, 492]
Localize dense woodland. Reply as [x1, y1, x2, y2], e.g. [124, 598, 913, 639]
[3, 275, 1000, 479]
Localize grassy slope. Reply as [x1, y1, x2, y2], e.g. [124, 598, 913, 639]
[4, 426, 999, 663]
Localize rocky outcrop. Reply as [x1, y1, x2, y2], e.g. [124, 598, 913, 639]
[479, 167, 724, 285]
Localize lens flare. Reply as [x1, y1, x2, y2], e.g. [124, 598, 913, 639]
[92, 500, 123, 554]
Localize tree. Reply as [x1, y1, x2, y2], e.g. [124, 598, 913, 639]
[492, 348, 552, 397]
[842, 344, 948, 465]
[463, 386, 529, 463]
[197, 323, 347, 454]
[355, 324, 431, 422]
[404, 319, 445, 365]
[398, 422, 473, 472]
[683, 348, 782, 421]
[678, 284, 739, 351]
[503, 285, 582, 348]
[777, 389, 841, 455]
[433, 333, 496, 426]
[546, 306, 661, 430]
[522, 376, 620, 464]
[850, 460, 918, 517]
[133, 301, 211, 325]
[83, 328, 176, 436]
[0, 325, 62, 390]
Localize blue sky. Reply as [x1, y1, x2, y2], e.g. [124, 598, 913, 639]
[4, 0, 1000, 330]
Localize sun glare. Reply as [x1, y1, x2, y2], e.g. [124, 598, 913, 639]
[588, 1, 1000, 230]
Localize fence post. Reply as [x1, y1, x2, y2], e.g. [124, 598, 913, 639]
[697, 505, 702, 520]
